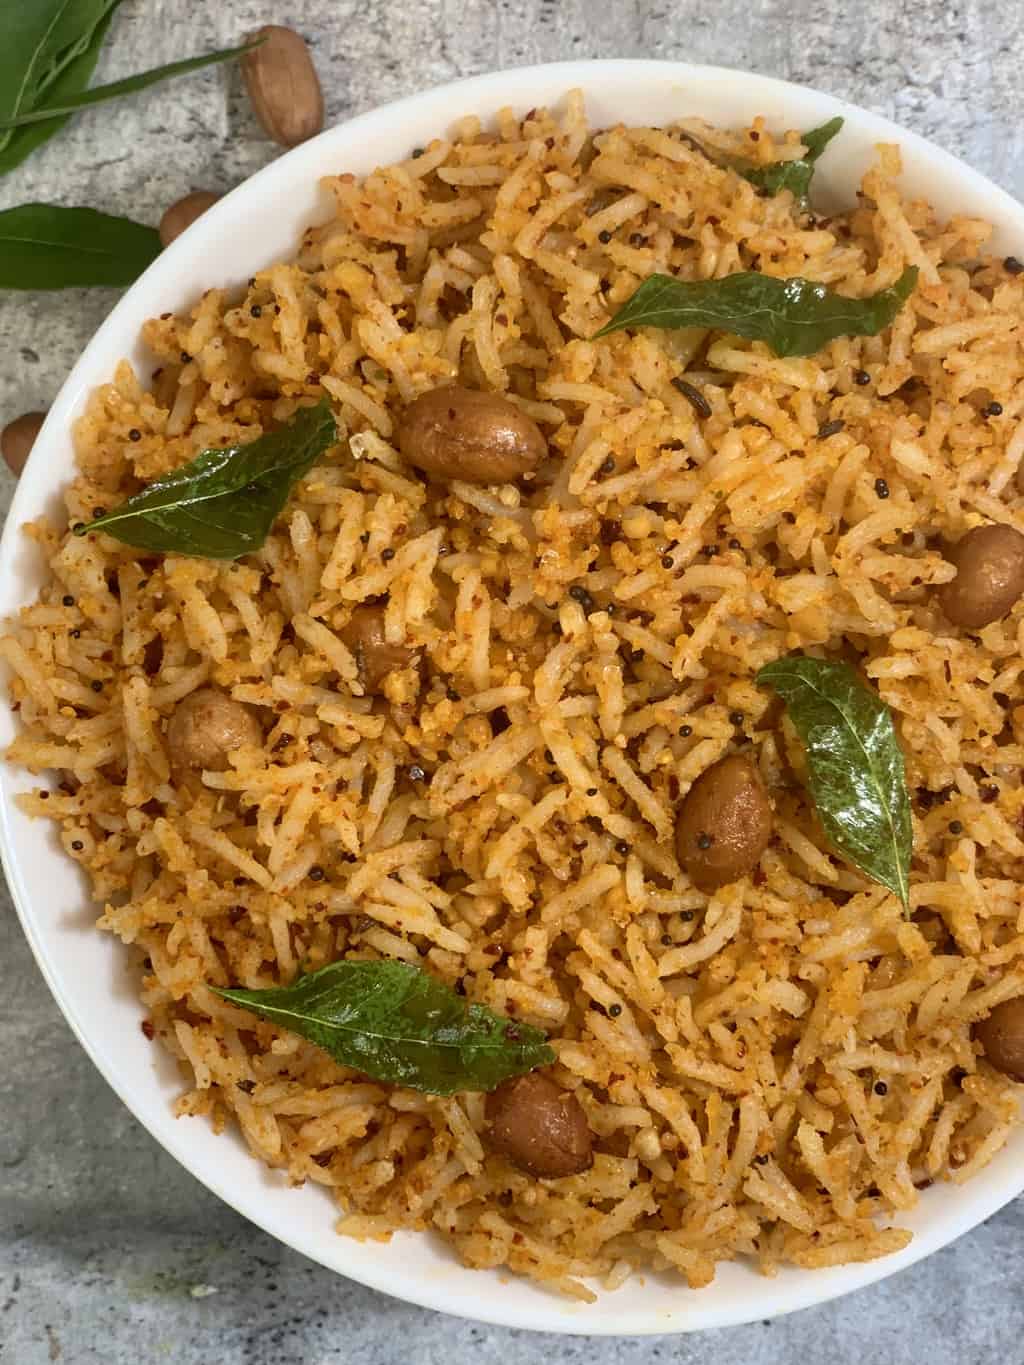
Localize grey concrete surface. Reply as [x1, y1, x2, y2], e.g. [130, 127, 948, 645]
[2, 0, 1023, 1360]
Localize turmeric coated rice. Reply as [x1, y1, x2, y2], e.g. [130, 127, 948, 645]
[5, 90, 1024, 1299]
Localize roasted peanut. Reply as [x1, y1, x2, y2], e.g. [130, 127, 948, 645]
[486, 1072, 593, 1178]
[975, 997, 1024, 1081]
[242, 26, 324, 149]
[938, 524, 1024, 628]
[340, 605, 417, 693]
[675, 755, 772, 892]
[167, 688, 262, 772]
[1, 411, 46, 476]
[159, 191, 220, 247]
[397, 386, 547, 484]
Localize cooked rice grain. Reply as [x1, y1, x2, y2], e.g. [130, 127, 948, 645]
[5, 91, 1024, 1296]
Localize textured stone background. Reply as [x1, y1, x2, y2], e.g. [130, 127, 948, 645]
[3, 1, 1024, 1361]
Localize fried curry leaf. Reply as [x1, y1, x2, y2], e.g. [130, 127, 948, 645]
[739, 116, 844, 202]
[79, 398, 337, 559]
[594, 266, 918, 358]
[756, 655, 912, 910]
[0, 203, 160, 288]
[214, 959, 556, 1095]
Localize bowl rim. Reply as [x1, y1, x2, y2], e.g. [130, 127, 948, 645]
[3, 56, 1024, 1335]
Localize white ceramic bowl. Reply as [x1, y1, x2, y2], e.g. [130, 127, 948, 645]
[3, 59, 1023, 1335]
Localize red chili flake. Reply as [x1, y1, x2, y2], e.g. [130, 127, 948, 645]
[141, 1019, 155, 1039]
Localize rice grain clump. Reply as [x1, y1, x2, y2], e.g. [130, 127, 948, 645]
[5, 92, 1024, 1298]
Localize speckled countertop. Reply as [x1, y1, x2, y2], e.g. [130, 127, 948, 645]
[3, 2, 1024, 1361]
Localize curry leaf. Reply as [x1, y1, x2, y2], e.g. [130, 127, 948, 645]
[80, 399, 338, 559]
[756, 655, 912, 910]
[801, 116, 845, 161]
[0, 204, 160, 288]
[0, 0, 121, 157]
[595, 266, 918, 358]
[214, 959, 556, 1095]
[0, 39, 261, 130]
[739, 116, 844, 202]
[0, 4, 121, 177]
